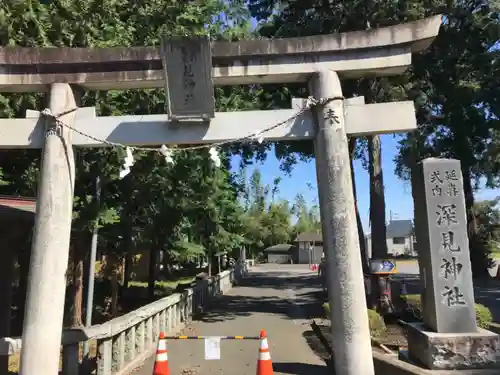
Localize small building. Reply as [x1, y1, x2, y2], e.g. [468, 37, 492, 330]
[294, 232, 323, 264]
[366, 219, 415, 258]
[0, 196, 36, 338]
[264, 244, 293, 264]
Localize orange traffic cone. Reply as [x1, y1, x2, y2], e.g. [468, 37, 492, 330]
[256, 329, 274, 375]
[153, 332, 170, 375]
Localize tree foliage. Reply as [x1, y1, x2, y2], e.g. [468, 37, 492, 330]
[473, 199, 500, 255]
[394, 1, 499, 276]
[248, 0, 500, 276]
[0, 0, 260, 326]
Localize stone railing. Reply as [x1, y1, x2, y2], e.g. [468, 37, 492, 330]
[0, 260, 253, 375]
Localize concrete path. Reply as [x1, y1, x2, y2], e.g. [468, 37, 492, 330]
[132, 264, 327, 375]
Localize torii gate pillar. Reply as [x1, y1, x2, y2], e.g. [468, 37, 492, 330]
[311, 71, 373, 374]
[19, 84, 76, 375]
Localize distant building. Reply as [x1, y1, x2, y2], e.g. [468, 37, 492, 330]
[0, 195, 36, 218]
[0, 195, 36, 338]
[366, 219, 415, 258]
[294, 232, 323, 264]
[264, 244, 294, 264]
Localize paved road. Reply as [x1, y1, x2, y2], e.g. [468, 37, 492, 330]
[392, 258, 499, 277]
[133, 264, 327, 375]
[392, 259, 500, 323]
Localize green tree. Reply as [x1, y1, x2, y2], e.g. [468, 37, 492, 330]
[473, 199, 500, 257]
[395, 1, 499, 277]
[0, 0, 256, 326]
[249, 0, 500, 277]
[292, 193, 321, 236]
[248, 0, 416, 264]
[262, 200, 293, 246]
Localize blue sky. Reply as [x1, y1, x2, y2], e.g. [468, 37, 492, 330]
[231, 135, 499, 233]
[228, 16, 499, 233]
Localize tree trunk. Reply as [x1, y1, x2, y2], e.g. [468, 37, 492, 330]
[452, 126, 490, 278]
[83, 250, 90, 311]
[14, 232, 32, 335]
[148, 246, 157, 301]
[71, 239, 85, 327]
[368, 135, 389, 259]
[124, 252, 132, 289]
[111, 265, 119, 317]
[0, 233, 18, 336]
[102, 253, 121, 318]
[348, 138, 370, 273]
[461, 165, 489, 277]
[0, 229, 22, 372]
[122, 179, 134, 290]
[410, 162, 420, 260]
[207, 255, 212, 278]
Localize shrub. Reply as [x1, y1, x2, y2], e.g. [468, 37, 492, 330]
[323, 302, 330, 316]
[403, 294, 493, 329]
[323, 303, 387, 338]
[367, 309, 387, 339]
[476, 303, 493, 329]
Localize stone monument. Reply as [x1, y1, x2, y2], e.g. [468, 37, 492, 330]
[407, 158, 500, 369]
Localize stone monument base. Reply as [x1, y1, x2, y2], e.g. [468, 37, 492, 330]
[407, 322, 500, 370]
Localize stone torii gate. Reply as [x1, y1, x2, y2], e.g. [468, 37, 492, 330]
[0, 16, 441, 375]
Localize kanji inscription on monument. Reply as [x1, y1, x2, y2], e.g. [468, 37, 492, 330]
[161, 35, 215, 120]
[414, 158, 476, 333]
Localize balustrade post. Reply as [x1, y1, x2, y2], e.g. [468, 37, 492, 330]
[61, 344, 79, 375]
[97, 339, 112, 375]
[159, 310, 166, 333]
[146, 317, 154, 346]
[112, 332, 125, 372]
[167, 307, 172, 332]
[154, 313, 160, 338]
[126, 327, 136, 362]
[136, 322, 145, 354]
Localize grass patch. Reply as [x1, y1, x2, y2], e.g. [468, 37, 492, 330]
[402, 294, 493, 329]
[9, 340, 98, 374]
[128, 276, 196, 290]
[323, 303, 387, 339]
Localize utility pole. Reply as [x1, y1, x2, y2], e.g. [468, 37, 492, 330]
[20, 83, 77, 375]
[311, 70, 375, 375]
[83, 176, 101, 357]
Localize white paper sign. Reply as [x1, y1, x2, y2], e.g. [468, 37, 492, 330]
[204, 337, 221, 360]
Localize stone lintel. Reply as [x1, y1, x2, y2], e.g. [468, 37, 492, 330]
[0, 101, 416, 148]
[406, 322, 500, 370]
[291, 96, 365, 108]
[0, 16, 442, 92]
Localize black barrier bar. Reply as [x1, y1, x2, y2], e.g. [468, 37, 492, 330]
[164, 335, 260, 340]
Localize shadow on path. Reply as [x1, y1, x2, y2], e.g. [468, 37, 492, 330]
[241, 272, 320, 290]
[273, 362, 328, 374]
[303, 326, 331, 362]
[198, 273, 324, 323]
